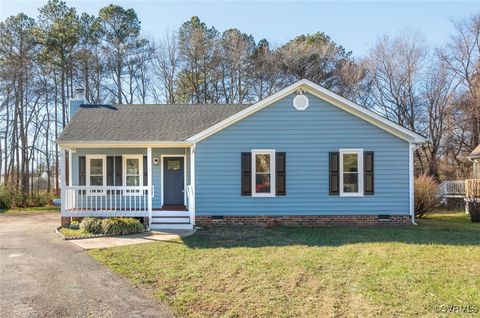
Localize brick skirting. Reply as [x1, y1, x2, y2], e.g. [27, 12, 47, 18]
[195, 215, 411, 227]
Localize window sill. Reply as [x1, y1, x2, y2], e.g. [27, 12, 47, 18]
[252, 193, 276, 198]
[339, 193, 364, 197]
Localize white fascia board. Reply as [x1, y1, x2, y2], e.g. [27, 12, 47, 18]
[57, 141, 194, 148]
[186, 79, 427, 144]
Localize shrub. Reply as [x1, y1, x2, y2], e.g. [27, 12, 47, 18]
[70, 220, 80, 230]
[414, 175, 439, 218]
[80, 217, 103, 234]
[0, 184, 16, 209]
[101, 218, 145, 236]
[0, 184, 55, 209]
[467, 201, 480, 223]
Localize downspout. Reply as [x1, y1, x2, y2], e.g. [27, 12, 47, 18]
[410, 142, 423, 225]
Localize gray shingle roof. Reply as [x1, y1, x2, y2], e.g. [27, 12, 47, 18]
[57, 104, 249, 143]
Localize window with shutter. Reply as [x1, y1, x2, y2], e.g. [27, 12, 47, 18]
[252, 150, 276, 197]
[364, 152, 374, 195]
[276, 152, 286, 196]
[123, 154, 143, 196]
[86, 155, 107, 195]
[107, 156, 114, 186]
[241, 152, 252, 196]
[339, 149, 364, 197]
[329, 152, 339, 195]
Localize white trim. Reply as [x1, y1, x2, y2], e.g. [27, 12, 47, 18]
[86, 155, 107, 195]
[160, 154, 187, 206]
[147, 147, 152, 228]
[122, 154, 143, 186]
[339, 149, 364, 197]
[251, 149, 276, 197]
[57, 141, 193, 148]
[409, 144, 415, 223]
[122, 154, 144, 196]
[68, 150, 73, 186]
[60, 147, 66, 215]
[186, 79, 427, 144]
[190, 145, 196, 225]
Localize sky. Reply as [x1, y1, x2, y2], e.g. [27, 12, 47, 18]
[0, 1, 478, 57]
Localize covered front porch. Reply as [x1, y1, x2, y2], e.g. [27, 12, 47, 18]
[60, 144, 196, 230]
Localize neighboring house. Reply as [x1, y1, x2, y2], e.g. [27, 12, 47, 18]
[468, 145, 480, 179]
[57, 79, 426, 230]
[465, 145, 480, 210]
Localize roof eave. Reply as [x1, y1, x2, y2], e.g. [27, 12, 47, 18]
[56, 140, 194, 149]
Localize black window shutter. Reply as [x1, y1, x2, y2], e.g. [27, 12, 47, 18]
[106, 156, 114, 186]
[276, 152, 286, 196]
[79, 156, 86, 186]
[364, 151, 374, 195]
[114, 156, 122, 186]
[329, 152, 340, 195]
[241, 152, 252, 196]
[143, 156, 148, 186]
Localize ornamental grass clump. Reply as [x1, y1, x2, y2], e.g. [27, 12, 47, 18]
[101, 217, 145, 236]
[414, 175, 439, 218]
[80, 217, 103, 234]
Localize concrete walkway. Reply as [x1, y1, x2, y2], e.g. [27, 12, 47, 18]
[0, 213, 174, 318]
[68, 229, 195, 249]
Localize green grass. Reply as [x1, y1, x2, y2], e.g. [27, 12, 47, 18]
[0, 206, 60, 215]
[59, 227, 91, 238]
[90, 212, 480, 318]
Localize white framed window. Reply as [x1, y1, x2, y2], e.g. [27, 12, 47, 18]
[339, 149, 364, 197]
[86, 155, 106, 195]
[123, 155, 143, 195]
[252, 149, 276, 197]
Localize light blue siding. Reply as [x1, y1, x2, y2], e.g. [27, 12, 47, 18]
[71, 147, 189, 209]
[195, 93, 410, 216]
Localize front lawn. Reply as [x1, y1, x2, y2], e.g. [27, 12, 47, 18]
[90, 212, 480, 317]
[59, 227, 91, 239]
[0, 206, 60, 215]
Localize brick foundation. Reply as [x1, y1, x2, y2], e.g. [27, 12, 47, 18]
[61, 217, 71, 228]
[195, 215, 411, 227]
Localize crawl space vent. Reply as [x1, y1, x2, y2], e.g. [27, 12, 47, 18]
[293, 94, 309, 110]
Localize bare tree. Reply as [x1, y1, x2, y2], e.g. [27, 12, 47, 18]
[422, 58, 456, 178]
[440, 14, 480, 152]
[151, 32, 179, 103]
[364, 31, 427, 132]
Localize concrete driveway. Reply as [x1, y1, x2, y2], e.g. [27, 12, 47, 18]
[0, 213, 174, 318]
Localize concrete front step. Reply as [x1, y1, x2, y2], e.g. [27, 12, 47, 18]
[151, 211, 190, 217]
[150, 223, 194, 230]
[151, 217, 190, 223]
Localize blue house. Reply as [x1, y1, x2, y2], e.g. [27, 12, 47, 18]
[57, 79, 426, 230]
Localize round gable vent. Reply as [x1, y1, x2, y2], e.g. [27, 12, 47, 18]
[293, 94, 309, 111]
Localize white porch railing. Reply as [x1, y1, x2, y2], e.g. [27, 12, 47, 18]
[438, 180, 465, 198]
[62, 186, 152, 217]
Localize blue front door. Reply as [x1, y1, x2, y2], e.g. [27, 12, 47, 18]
[163, 157, 184, 206]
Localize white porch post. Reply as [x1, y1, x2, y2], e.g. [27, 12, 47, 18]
[68, 150, 73, 186]
[60, 147, 66, 215]
[147, 146, 153, 228]
[190, 145, 196, 226]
